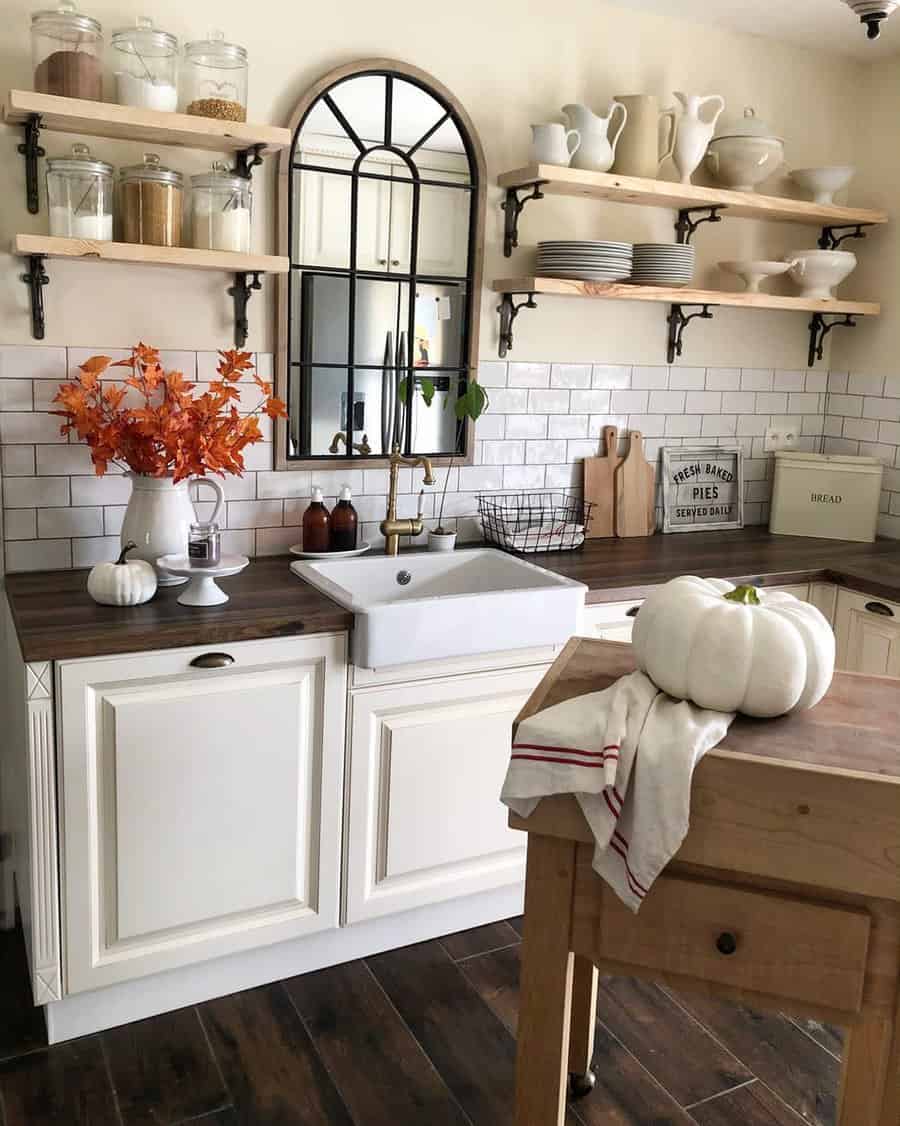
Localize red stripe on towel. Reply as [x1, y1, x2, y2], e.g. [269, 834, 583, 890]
[612, 830, 649, 894]
[513, 742, 619, 761]
[608, 838, 645, 899]
[510, 754, 609, 769]
[602, 789, 620, 820]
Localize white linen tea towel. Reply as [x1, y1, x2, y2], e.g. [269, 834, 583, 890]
[501, 670, 734, 911]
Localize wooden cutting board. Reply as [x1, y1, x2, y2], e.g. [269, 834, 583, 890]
[615, 430, 656, 537]
[583, 426, 622, 538]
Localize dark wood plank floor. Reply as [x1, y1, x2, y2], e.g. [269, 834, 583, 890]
[0, 918, 842, 1125]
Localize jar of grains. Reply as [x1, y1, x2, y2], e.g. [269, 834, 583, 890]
[32, 0, 103, 101]
[191, 162, 252, 253]
[183, 31, 247, 122]
[46, 143, 114, 240]
[119, 153, 183, 246]
[111, 17, 178, 112]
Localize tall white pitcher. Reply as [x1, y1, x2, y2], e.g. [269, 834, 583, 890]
[562, 102, 628, 173]
[668, 92, 725, 184]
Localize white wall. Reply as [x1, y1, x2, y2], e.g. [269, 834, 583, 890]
[0, 0, 868, 367]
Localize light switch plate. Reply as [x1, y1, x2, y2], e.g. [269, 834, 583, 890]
[764, 425, 800, 453]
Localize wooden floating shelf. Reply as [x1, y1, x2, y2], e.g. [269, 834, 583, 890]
[490, 276, 880, 317]
[3, 90, 291, 155]
[13, 234, 289, 275]
[497, 164, 888, 229]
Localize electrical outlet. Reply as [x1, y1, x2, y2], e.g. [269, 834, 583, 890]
[764, 426, 800, 453]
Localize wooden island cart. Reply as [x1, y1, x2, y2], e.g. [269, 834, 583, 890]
[510, 638, 900, 1126]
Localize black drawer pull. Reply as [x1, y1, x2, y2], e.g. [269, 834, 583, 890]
[716, 932, 738, 956]
[189, 652, 235, 669]
[865, 601, 894, 618]
[626, 605, 641, 618]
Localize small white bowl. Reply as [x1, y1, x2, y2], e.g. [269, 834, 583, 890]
[719, 259, 792, 293]
[785, 249, 857, 300]
[790, 166, 855, 205]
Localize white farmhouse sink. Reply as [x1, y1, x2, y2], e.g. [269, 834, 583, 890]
[291, 548, 586, 668]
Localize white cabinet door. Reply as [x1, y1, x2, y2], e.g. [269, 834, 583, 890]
[767, 583, 809, 601]
[833, 589, 900, 676]
[57, 633, 347, 994]
[295, 152, 389, 271]
[344, 665, 548, 923]
[388, 167, 470, 277]
[580, 600, 643, 643]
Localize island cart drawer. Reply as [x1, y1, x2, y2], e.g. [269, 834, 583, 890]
[575, 870, 871, 1014]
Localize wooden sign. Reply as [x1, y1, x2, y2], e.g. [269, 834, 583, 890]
[661, 445, 744, 533]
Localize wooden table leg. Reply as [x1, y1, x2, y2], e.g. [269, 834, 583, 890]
[568, 955, 598, 1097]
[837, 1008, 895, 1125]
[515, 834, 577, 1126]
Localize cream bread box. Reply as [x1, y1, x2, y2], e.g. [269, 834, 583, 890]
[769, 451, 883, 542]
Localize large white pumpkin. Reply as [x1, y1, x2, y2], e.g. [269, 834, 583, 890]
[631, 576, 835, 717]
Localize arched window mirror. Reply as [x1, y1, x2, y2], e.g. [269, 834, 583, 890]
[276, 60, 486, 468]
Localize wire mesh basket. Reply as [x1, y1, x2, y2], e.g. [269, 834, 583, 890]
[477, 491, 593, 554]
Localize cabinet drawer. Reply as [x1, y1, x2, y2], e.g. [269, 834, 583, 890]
[580, 600, 643, 643]
[582, 872, 870, 1014]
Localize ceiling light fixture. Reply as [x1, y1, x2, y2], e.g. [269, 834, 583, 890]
[842, 0, 899, 39]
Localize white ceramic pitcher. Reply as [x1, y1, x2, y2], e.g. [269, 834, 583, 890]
[668, 91, 725, 184]
[531, 122, 581, 166]
[562, 102, 628, 173]
[121, 474, 225, 585]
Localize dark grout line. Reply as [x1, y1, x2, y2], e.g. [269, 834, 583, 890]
[684, 1076, 758, 1111]
[450, 939, 522, 964]
[171, 1103, 237, 1125]
[786, 1015, 843, 1064]
[96, 1033, 126, 1126]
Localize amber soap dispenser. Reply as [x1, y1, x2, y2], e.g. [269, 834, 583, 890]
[330, 484, 359, 551]
[302, 486, 331, 553]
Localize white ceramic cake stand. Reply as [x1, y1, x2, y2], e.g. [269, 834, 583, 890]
[156, 554, 250, 606]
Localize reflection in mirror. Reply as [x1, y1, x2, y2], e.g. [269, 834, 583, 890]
[281, 63, 484, 464]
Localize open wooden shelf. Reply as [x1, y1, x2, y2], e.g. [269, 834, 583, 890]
[497, 164, 888, 229]
[490, 276, 880, 317]
[13, 233, 289, 275]
[3, 90, 290, 154]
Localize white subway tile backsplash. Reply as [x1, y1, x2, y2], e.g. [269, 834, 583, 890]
[805, 371, 828, 393]
[787, 392, 821, 414]
[526, 440, 566, 464]
[241, 442, 275, 472]
[507, 362, 550, 388]
[38, 507, 103, 538]
[550, 364, 592, 389]
[567, 439, 600, 461]
[848, 373, 885, 396]
[827, 371, 849, 393]
[591, 365, 630, 389]
[256, 470, 311, 499]
[701, 415, 737, 437]
[32, 380, 64, 411]
[827, 393, 862, 417]
[626, 415, 666, 437]
[256, 526, 303, 556]
[70, 475, 132, 505]
[104, 506, 126, 535]
[72, 537, 120, 567]
[505, 414, 548, 439]
[503, 465, 546, 489]
[35, 444, 97, 475]
[528, 389, 570, 413]
[545, 463, 578, 488]
[704, 368, 740, 391]
[0, 346, 66, 381]
[227, 500, 284, 528]
[474, 413, 505, 439]
[457, 466, 502, 491]
[588, 414, 628, 439]
[685, 391, 721, 414]
[0, 413, 66, 444]
[4, 477, 69, 508]
[4, 510, 36, 540]
[721, 391, 755, 413]
[570, 389, 610, 414]
[547, 414, 588, 439]
[736, 415, 768, 436]
[5, 539, 72, 571]
[878, 421, 900, 445]
[630, 366, 669, 389]
[755, 392, 788, 414]
[221, 529, 256, 556]
[741, 369, 774, 391]
[844, 417, 879, 442]
[668, 367, 706, 390]
[2, 446, 35, 476]
[648, 390, 685, 413]
[863, 396, 900, 422]
[665, 416, 702, 437]
[489, 388, 529, 414]
[773, 370, 806, 391]
[477, 361, 507, 387]
[0, 380, 32, 411]
[481, 440, 526, 465]
[610, 389, 648, 414]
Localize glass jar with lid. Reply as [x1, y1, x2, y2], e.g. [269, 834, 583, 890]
[111, 17, 178, 112]
[191, 162, 252, 253]
[32, 0, 103, 101]
[46, 142, 114, 240]
[183, 31, 247, 122]
[119, 153, 183, 247]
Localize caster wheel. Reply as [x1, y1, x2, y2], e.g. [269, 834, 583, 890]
[568, 1068, 596, 1099]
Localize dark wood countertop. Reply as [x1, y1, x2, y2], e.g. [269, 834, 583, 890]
[4, 556, 353, 663]
[5, 528, 900, 663]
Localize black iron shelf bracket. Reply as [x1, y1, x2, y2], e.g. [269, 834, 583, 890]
[18, 113, 45, 215]
[229, 272, 264, 348]
[667, 303, 715, 363]
[817, 223, 873, 251]
[674, 205, 724, 246]
[808, 312, 856, 367]
[233, 144, 265, 181]
[21, 255, 49, 340]
[497, 292, 537, 358]
[502, 183, 547, 257]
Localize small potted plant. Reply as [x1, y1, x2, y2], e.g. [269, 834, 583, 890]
[53, 343, 286, 579]
[400, 376, 489, 552]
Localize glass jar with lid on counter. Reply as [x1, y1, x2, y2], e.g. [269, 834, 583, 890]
[32, 0, 103, 101]
[46, 142, 114, 240]
[191, 162, 251, 253]
[111, 16, 178, 112]
[119, 153, 183, 247]
[183, 31, 247, 122]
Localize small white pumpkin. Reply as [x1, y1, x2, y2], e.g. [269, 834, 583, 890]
[87, 541, 157, 606]
[631, 575, 835, 718]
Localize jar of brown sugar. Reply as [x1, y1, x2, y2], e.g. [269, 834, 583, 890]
[119, 153, 183, 247]
[183, 31, 248, 122]
[32, 0, 103, 101]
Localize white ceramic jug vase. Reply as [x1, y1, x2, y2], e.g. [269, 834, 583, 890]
[669, 91, 725, 184]
[121, 474, 225, 585]
[562, 102, 628, 173]
[531, 122, 581, 166]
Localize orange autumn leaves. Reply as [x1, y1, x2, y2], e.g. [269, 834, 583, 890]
[52, 343, 287, 482]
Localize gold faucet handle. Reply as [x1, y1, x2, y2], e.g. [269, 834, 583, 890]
[417, 489, 426, 520]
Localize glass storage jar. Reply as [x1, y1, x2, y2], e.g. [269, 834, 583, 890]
[191, 162, 251, 253]
[32, 0, 103, 101]
[119, 152, 183, 247]
[183, 31, 247, 122]
[46, 143, 114, 240]
[111, 17, 178, 112]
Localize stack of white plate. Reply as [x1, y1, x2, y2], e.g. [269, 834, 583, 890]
[630, 243, 696, 287]
[536, 240, 633, 281]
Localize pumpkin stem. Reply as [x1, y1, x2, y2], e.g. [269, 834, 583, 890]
[723, 584, 761, 606]
[116, 541, 137, 565]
